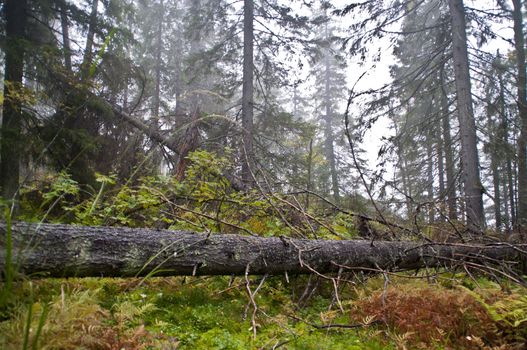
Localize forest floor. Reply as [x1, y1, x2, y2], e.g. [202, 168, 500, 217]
[1, 273, 526, 350]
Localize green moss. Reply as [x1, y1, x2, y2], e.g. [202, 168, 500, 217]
[2, 275, 526, 349]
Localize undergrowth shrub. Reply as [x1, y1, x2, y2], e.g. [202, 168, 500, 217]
[352, 285, 496, 349]
[17, 150, 359, 239]
[0, 285, 173, 349]
[461, 284, 527, 345]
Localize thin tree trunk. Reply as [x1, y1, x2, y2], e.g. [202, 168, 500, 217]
[507, 163, 517, 228]
[495, 53, 517, 229]
[323, 24, 340, 204]
[399, 153, 413, 220]
[188, 0, 202, 111]
[426, 136, 435, 223]
[241, 0, 255, 184]
[1, 222, 523, 278]
[60, 1, 72, 72]
[436, 110, 446, 202]
[440, 59, 457, 221]
[174, 108, 200, 180]
[448, 0, 484, 230]
[81, 0, 99, 79]
[305, 138, 313, 209]
[506, 129, 517, 229]
[503, 174, 511, 232]
[437, 135, 446, 222]
[1, 0, 28, 204]
[512, 0, 527, 228]
[153, 0, 164, 120]
[488, 108, 502, 229]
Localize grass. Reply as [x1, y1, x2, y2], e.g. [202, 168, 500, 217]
[0, 275, 526, 349]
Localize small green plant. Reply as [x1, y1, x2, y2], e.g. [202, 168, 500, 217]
[461, 285, 527, 342]
[0, 207, 15, 319]
[73, 172, 116, 225]
[19, 171, 80, 222]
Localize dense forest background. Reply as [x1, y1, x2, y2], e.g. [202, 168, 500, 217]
[2, 0, 527, 235]
[2, 1, 527, 349]
[2, 0, 527, 234]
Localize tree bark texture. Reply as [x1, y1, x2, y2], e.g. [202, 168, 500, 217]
[440, 54, 457, 221]
[512, 0, 527, 227]
[1, 0, 28, 202]
[59, 0, 72, 72]
[1, 223, 523, 278]
[487, 109, 502, 230]
[241, 0, 255, 184]
[153, 0, 164, 120]
[323, 34, 340, 204]
[448, 0, 484, 230]
[81, 0, 99, 79]
[426, 132, 435, 223]
[496, 57, 517, 229]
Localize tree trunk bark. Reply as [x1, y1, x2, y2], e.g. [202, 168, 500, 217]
[59, 0, 72, 72]
[487, 106, 502, 230]
[495, 54, 516, 230]
[1, 0, 28, 204]
[440, 62, 458, 221]
[81, 0, 99, 79]
[426, 132, 435, 223]
[512, 0, 527, 228]
[436, 103, 446, 218]
[1, 222, 523, 278]
[305, 138, 314, 209]
[241, 0, 255, 184]
[187, 0, 202, 111]
[153, 0, 164, 121]
[323, 22, 340, 204]
[448, 0, 484, 230]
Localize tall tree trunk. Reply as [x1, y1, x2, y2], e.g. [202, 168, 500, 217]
[60, 1, 72, 72]
[81, 0, 99, 79]
[494, 50, 516, 230]
[153, 0, 164, 120]
[436, 124, 446, 222]
[440, 56, 457, 222]
[399, 152, 413, 220]
[323, 24, 340, 204]
[499, 71, 516, 229]
[512, 0, 527, 228]
[426, 135, 435, 223]
[1, 0, 28, 204]
[448, 0, 484, 230]
[503, 174, 511, 231]
[487, 107, 502, 229]
[436, 109, 446, 201]
[174, 108, 200, 180]
[305, 138, 313, 209]
[188, 0, 202, 111]
[241, 0, 255, 184]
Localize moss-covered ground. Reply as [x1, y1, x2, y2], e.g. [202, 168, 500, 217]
[1, 274, 526, 349]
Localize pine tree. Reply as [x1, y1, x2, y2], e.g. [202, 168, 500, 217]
[1, 0, 28, 202]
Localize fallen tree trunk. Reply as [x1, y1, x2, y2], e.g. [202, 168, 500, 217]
[0, 222, 525, 278]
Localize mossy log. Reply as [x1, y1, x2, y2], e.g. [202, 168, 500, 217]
[0, 222, 524, 278]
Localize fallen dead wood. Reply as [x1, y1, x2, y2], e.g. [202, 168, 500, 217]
[0, 222, 525, 278]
